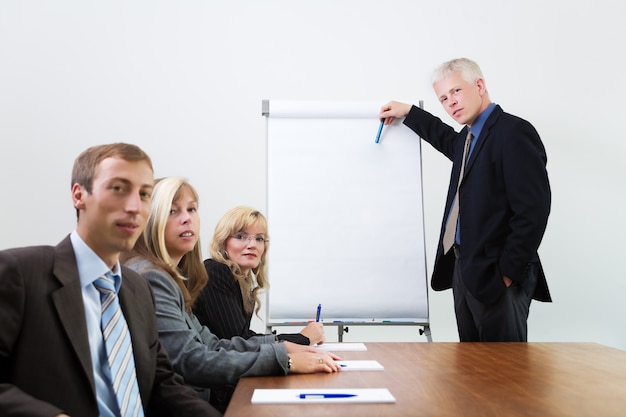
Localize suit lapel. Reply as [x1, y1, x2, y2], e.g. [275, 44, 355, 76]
[51, 236, 97, 392]
[464, 105, 503, 177]
[118, 267, 153, 402]
[118, 269, 149, 348]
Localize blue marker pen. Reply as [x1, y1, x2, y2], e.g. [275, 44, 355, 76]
[375, 119, 385, 143]
[299, 393, 357, 399]
[316, 304, 322, 322]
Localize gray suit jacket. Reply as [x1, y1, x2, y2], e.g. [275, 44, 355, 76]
[125, 258, 289, 393]
[0, 236, 221, 417]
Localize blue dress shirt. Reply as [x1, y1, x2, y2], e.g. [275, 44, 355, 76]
[71, 231, 124, 417]
[451, 102, 497, 245]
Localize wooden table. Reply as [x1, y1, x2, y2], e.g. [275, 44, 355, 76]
[224, 342, 626, 417]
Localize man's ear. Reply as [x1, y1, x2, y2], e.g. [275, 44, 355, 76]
[71, 183, 87, 211]
[476, 78, 487, 95]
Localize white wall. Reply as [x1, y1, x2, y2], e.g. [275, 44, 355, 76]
[1, 0, 625, 349]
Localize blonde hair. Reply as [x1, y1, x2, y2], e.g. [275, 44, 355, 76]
[124, 177, 207, 312]
[209, 206, 269, 316]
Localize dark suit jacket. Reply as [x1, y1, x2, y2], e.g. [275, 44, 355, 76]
[0, 236, 221, 417]
[404, 105, 551, 305]
[194, 259, 309, 345]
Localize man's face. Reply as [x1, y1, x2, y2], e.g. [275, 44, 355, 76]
[73, 157, 154, 268]
[433, 70, 487, 126]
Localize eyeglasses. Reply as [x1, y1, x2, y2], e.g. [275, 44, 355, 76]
[230, 233, 268, 245]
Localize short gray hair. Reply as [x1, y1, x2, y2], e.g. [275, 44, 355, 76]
[431, 57, 484, 86]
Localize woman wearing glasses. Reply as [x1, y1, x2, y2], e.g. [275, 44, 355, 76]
[123, 178, 339, 412]
[193, 206, 325, 346]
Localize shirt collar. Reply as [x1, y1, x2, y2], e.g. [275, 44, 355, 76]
[70, 231, 122, 289]
[468, 102, 496, 138]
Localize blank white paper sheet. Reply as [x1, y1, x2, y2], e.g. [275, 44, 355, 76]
[316, 342, 367, 351]
[336, 360, 384, 371]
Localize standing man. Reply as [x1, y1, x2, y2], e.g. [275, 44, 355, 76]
[0, 143, 221, 416]
[380, 58, 551, 342]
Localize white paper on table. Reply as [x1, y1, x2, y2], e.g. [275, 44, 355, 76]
[336, 360, 384, 371]
[316, 342, 367, 351]
[251, 388, 396, 404]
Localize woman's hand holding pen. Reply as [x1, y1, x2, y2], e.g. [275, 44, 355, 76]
[300, 321, 325, 346]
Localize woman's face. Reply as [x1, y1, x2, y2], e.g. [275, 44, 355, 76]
[225, 221, 266, 275]
[164, 187, 200, 265]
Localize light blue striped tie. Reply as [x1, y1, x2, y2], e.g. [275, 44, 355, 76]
[94, 274, 145, 417]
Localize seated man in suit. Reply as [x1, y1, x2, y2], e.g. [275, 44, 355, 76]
[0, 143, 221, 416]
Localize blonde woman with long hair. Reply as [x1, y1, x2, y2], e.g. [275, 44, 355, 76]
[194, 206, 324, 346]
[123, 178, 339, 412]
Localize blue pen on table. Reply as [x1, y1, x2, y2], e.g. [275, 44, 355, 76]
[299, 393, 357, 399]
[316, 304, 322, 322]
[375, 119, 385, 143]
